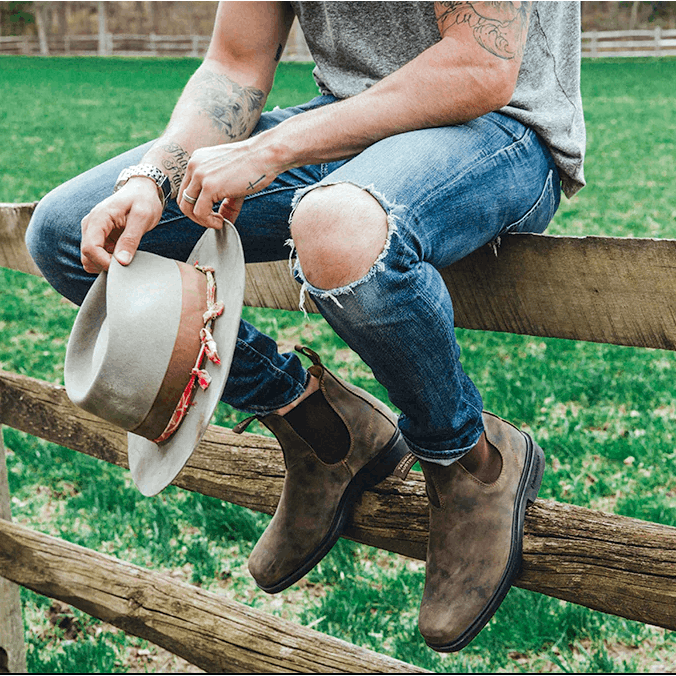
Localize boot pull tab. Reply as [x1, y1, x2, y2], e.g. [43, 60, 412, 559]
[295, 345, 322, 366]
[233, 415, 258, 434]
[392, 452, 418, 480]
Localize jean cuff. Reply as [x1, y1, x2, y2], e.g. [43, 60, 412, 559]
[401, 424, 484, 467]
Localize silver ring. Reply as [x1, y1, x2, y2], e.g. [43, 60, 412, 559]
[182, 191, 197, 205]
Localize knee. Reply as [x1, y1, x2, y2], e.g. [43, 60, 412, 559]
[290, 183, 389, 290]
[25, 188, 89, 303]
[25, 190, 67, 269]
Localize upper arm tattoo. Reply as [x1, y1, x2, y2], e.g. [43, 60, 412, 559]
[435, 2, 533, 60]
[189, 69, 266, 141]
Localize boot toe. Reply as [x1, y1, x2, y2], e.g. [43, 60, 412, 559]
[248, 528, 316, 592]
[247, 541, 279, 590]
[418, 577, 498, 650]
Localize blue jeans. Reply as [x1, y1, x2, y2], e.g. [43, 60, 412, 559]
[26, 95, 560, 463]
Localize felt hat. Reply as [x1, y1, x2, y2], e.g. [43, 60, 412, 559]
[64, 222, 245, 497]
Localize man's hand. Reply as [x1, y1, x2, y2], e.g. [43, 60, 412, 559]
[177, 135, 280, 228]
[77, 4, 292, 267]
[80, 177, 164, 273]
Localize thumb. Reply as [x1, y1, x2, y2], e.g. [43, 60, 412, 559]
[113, 202, 161, 265]
[112, 221, 147, 266]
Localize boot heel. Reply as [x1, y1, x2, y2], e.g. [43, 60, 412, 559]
[525, 441, 545, 506]
[357, 430, 411, 488]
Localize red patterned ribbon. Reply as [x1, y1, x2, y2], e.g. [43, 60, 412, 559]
[152, 263, 224, 444]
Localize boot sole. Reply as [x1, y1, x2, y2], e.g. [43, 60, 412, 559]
[425, 431, 545, 653]
[255, 429, 411, 594]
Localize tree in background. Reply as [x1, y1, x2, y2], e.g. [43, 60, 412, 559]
[0, 1, 218, 38]
[582, 1, 676, 30]
[0, 1, 35, 36]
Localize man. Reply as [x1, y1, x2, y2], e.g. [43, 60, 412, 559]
[26, 1, 585, 651]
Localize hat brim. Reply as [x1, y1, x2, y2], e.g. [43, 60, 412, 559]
[127, 222, 245, 497]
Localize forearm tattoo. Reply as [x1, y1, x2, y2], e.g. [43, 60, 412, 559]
[247, 174, 266, 192]
[189, 69, 266, 140]
[158, 142, 190, 198]
[435, 2, 532, 60]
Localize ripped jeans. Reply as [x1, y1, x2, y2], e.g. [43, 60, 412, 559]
[26, 95, 560, 463]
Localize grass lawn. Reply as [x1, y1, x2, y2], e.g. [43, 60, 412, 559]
[1, 54, 676, 673]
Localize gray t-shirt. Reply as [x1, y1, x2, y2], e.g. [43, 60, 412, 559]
[290, 1, 585, 197]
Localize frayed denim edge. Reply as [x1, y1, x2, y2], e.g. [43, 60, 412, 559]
[285, 181, 405, 316]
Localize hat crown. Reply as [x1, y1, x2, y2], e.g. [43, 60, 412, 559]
[65, 252, 183, 430]
[64, 224, 245, 497]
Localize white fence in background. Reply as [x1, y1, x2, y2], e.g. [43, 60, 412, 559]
[1, 28, 676, 60]
[0, 24, 311, 60]
[0, 33, 210, 57]
[581, 27, 676, 58]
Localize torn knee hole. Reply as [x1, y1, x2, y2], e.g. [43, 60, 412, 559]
[289, 185, 390, 289]
[287, 181, 405, 313]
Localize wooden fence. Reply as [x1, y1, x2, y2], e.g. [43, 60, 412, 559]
[2, 28, 676, 60]
[0, 33, 211, 58]
[581, 27, 676, 58]
[2, 201, 676, 672]
[0, 21, 311, 60]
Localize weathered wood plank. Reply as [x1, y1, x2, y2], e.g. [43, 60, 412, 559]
[2, 370, 676, 632]
[248, 234, 676, 351]
[443, 234, 676, 350]
[0, 203, 40, 277]
[245, 260, 318, 315]
[0, 429, 27, 674]
[0, 519, 426, 674]
[5, 203, 676, 350]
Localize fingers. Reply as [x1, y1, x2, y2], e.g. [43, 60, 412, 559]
[112, 198, 162, 265]
[80, 211, 113, 274]
[218, 196, 245, 224]
[111, 214, 148, 265]
[178, 181, 225, 230]
[179, 148, 218, 228]
[80, 184, 162, 273]
[178, 144, 254, 229]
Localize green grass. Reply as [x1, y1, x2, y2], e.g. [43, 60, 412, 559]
[2, 55, 676, 673]
[0, 56, 319, 203]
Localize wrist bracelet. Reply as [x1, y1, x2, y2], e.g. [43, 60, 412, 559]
[114, 165, 172, 209]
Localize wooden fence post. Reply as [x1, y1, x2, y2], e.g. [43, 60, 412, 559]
[97, 1, 109, 56]
[590, 31, 598, 58]
[0, 428, 27, 674]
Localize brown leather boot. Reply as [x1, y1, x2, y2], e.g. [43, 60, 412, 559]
[417, 411, 545, 652]
[234, 346, 410, 594]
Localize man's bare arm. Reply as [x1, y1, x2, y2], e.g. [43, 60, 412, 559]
[141, 1, 293, 197]
[151, 69, 268, 197]
[261, 1, 533, 167]
[80, 1, 293, 272]
[180, 2, 534, 228]
[435, 2, 532, 60]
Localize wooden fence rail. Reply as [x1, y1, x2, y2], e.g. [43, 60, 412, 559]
[0, 517, 423, 674]
[2, 29, 676, 59]
[6, 202, 676, 351]
[3, 201, 676, 670]
[0, 27, 309, 61]
[581, 27, 676, 58]
[1, 369, 676, 634]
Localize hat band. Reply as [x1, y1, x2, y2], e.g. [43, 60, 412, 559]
[153, 263, 224, 444]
